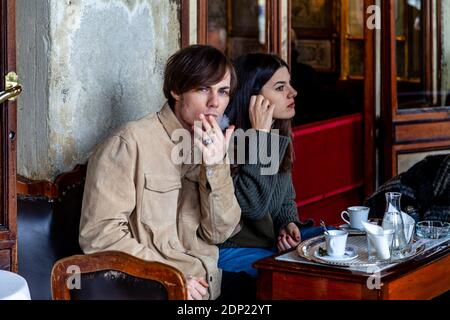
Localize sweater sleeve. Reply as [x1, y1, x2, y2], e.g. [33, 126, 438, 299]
[272, 174, 300, 233]
[232, 131, 290, 220]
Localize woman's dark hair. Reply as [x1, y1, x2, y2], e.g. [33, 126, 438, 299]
[225, 53, 293, 173]
[163, 45, 237, 109]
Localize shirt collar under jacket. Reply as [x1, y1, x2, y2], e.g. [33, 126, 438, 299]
[157, 103, 185, 144]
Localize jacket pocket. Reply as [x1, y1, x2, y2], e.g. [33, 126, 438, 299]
[141, 174, 181, 231]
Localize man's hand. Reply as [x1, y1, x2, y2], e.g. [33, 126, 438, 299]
[277, 222, 301, 251]
[193, 114, 234, 166]
[186, 277, 209, 300]
[248, 95, 275, 132]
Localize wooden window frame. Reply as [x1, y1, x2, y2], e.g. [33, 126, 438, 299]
[381, 0, 450, 179]
[341, 0, 365, 80]
[363, 0, 377, 195]
[383, 0, 447, 115]
[180, 0, 284, 58]
[0, 0, 18, 272]
[382, 0, 449, 124]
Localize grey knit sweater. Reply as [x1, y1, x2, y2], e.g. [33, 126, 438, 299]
[219, 131, 312, 248]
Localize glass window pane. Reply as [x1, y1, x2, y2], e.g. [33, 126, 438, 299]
[294, 39, 332, 71]
[207, 0, 266, 60]
[292, 0, 332, 30]
[396, 40, 406, 78]
[395, 0, 405, 36]
[290, 0, 363, 126]
[207, 0, 228, 53]
[441, 3, 450, 106]
[349, 40, 364, 77]
[349, 0, 364, 37]
[396, 0, 428, 109]
[408, 7, 421, 79]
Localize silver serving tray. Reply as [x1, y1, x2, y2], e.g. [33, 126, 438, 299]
[297, 234, 426, 268]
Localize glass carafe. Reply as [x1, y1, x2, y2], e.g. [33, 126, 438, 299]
[382, 192, 407, 256]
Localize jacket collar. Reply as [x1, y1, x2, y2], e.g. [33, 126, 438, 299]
[157, 103, 198, 171]
[157, 103, 185, 143]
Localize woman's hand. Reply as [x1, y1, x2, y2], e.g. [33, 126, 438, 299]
[186, 277, 209, 300]
[248, 95, 275, 132]
[277, 222, 302, 252]
[193, 114, 235, 166]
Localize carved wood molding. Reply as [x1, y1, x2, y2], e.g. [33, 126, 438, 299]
[17, 175, 58, 199]
[17, 164, 87, 200]
[51, 250, 188, 300]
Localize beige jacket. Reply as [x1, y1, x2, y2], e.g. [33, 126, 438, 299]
[79, 104, 241, 299]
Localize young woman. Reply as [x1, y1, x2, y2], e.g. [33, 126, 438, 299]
[219, 53, 323, 277]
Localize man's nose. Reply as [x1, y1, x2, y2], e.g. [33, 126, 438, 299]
[207, 92, 219, 108]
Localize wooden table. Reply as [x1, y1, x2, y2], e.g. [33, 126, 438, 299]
[254, 243, 450, 300]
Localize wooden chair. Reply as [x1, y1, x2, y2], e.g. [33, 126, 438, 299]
[51, 251, 187, 300]
[19, 164, 188, 300]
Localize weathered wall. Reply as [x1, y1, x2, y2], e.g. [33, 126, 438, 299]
[17, 0, 180, 180]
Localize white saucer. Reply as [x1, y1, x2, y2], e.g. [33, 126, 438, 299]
[339, 224, 365, 234]
[314, 246, 358, 262]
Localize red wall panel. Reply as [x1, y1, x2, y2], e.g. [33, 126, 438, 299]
[292, 114, 364, 225]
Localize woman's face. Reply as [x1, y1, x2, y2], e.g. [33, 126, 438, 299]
[260, 67, 297, 120]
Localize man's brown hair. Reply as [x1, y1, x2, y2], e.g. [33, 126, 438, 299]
[163, 45, 237, 109]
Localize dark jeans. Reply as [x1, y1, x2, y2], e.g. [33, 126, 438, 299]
[216, 271, 256, 302]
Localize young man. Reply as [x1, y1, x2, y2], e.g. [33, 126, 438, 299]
[79, 45, 249, 300]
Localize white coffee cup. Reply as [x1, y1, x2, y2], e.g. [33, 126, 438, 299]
[325, 230, 348, 257]
[341, 206, 370, 230]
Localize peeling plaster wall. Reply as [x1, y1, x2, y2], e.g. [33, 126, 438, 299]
[17, 0, 180, 180]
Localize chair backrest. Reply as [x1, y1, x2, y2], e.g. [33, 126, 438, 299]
[51, 251, 187, 300]
[18, 167, 86, 299]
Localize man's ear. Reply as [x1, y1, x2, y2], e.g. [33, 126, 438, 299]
[170, 90, 181, 102]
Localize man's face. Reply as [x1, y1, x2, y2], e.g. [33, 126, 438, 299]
[172, 72, 231, 132]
